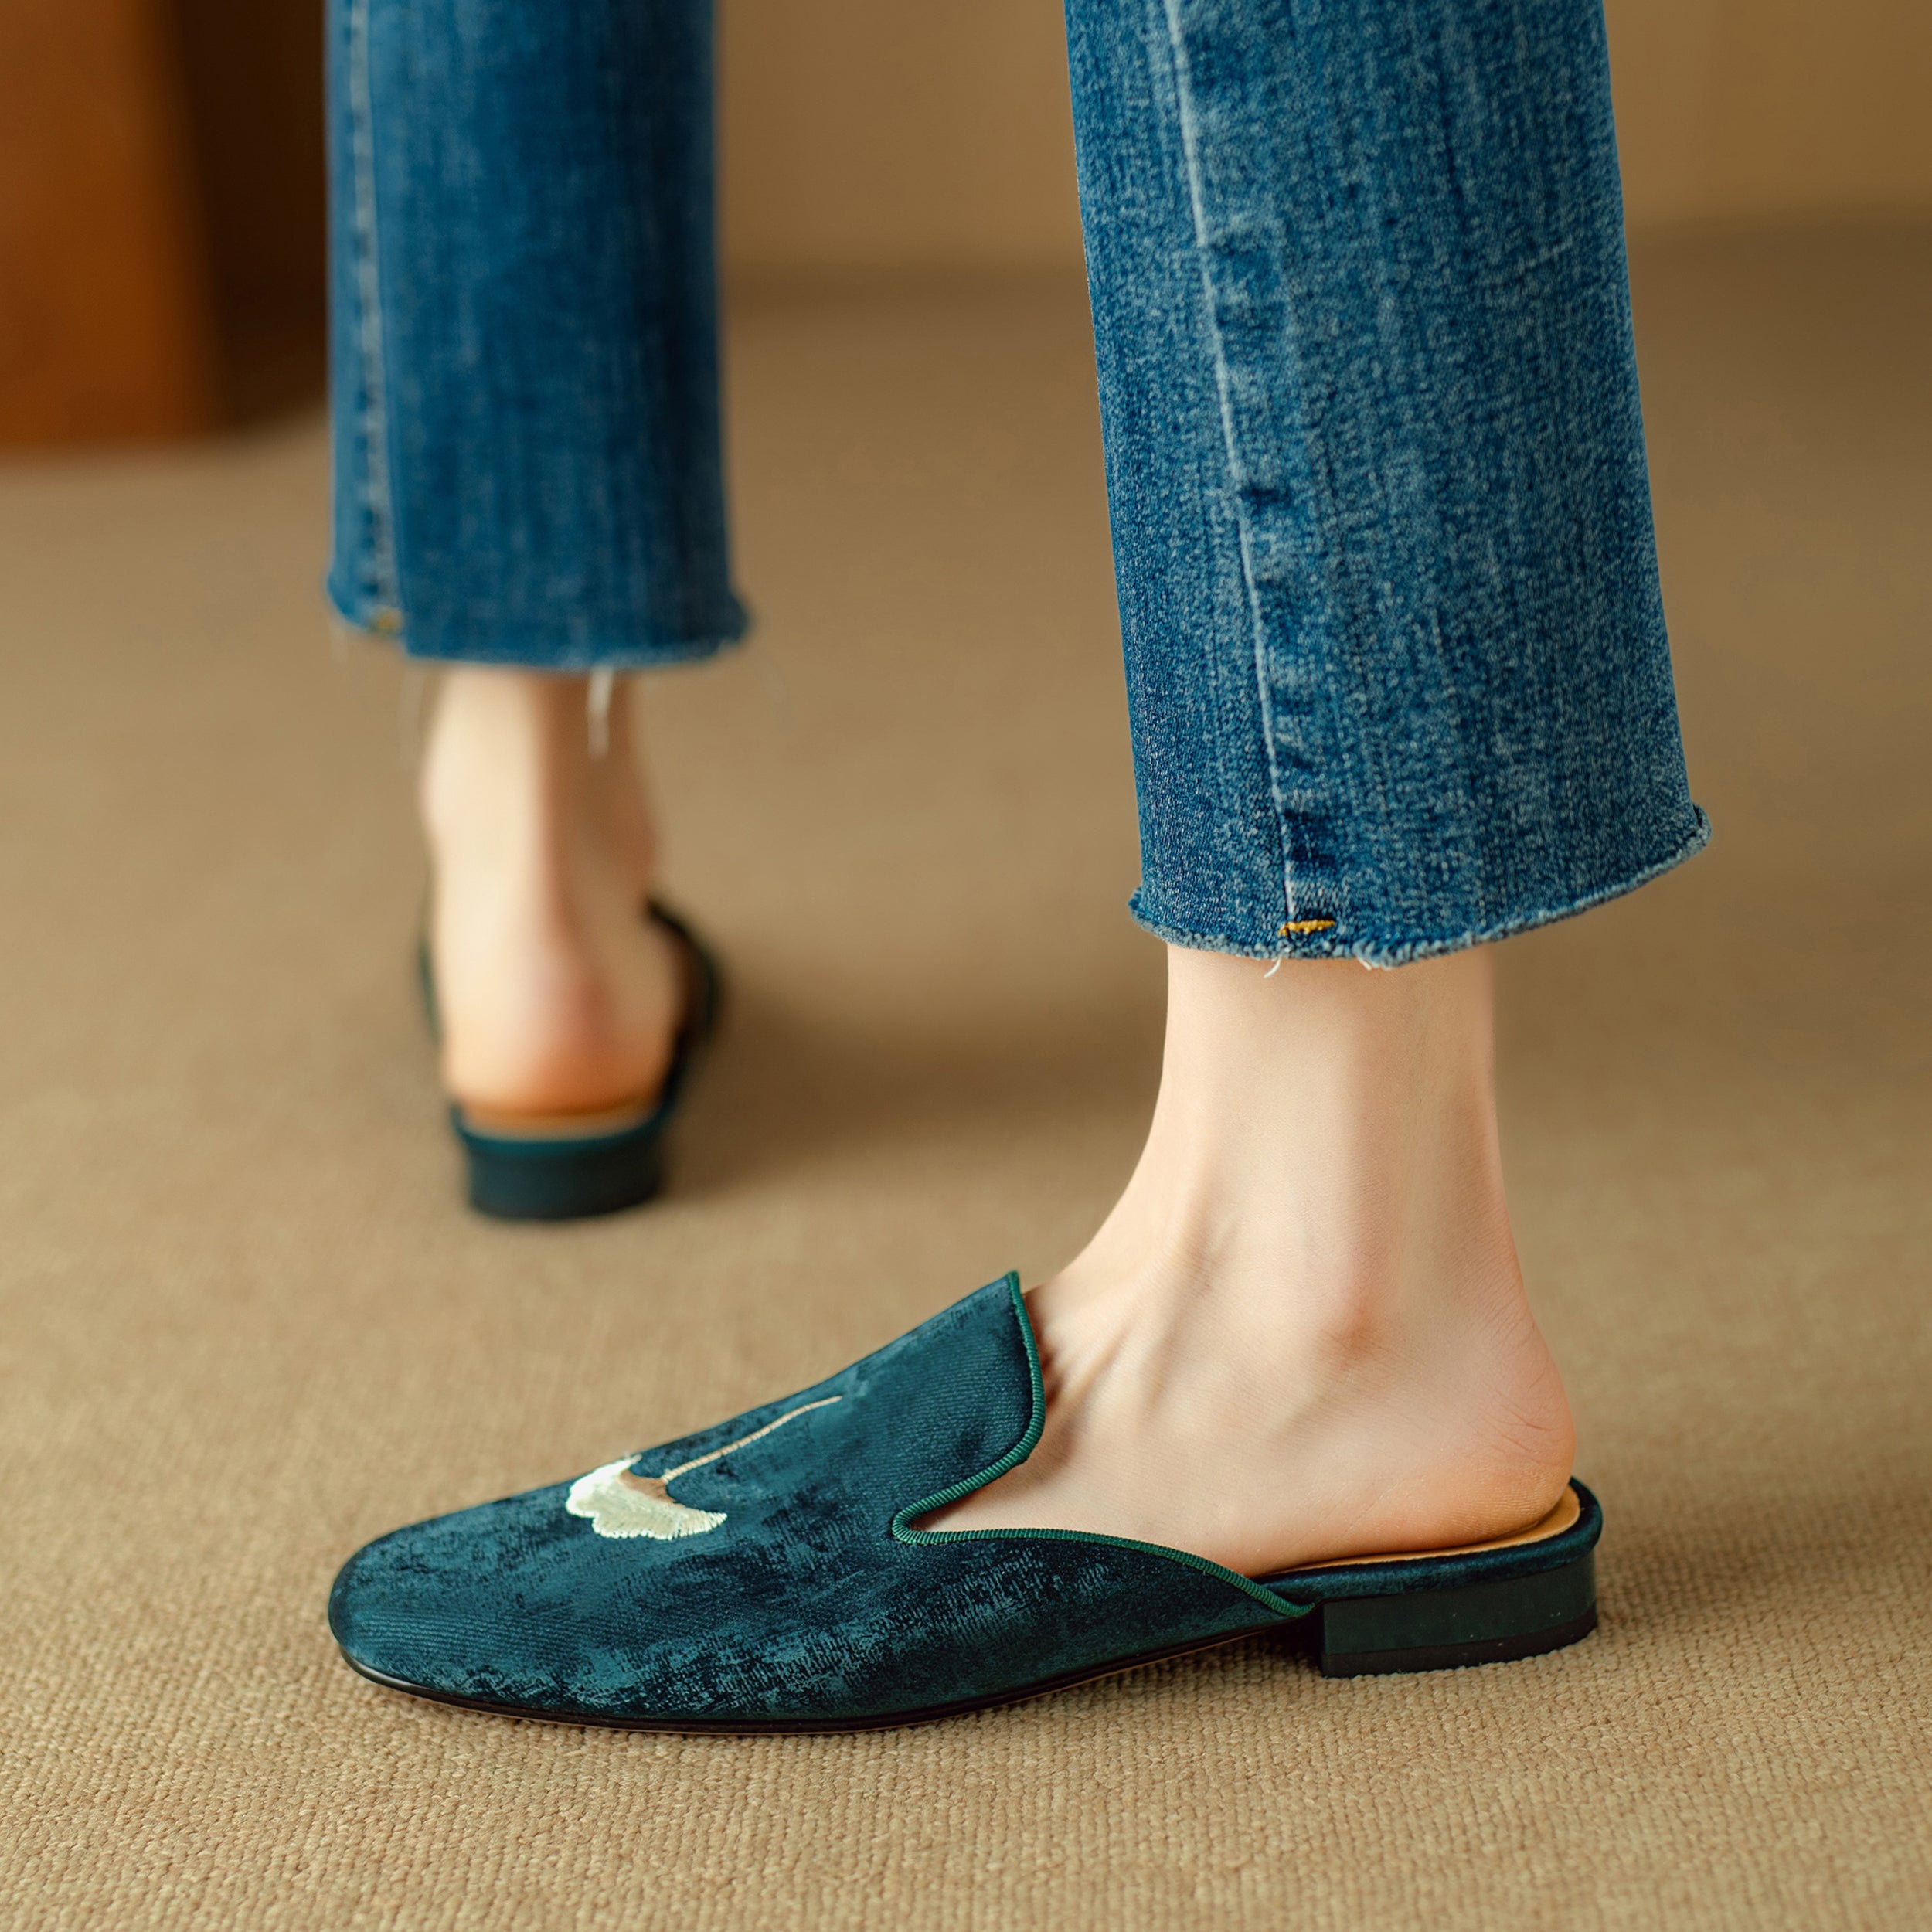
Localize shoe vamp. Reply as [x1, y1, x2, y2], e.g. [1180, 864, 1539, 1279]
[327, 1281, 1285, 1721]
[332, 1478, 1277, 1722]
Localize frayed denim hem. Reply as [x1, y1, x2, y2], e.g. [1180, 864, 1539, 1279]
[323, 580, 751, 673]
[1130, 808, 1713, 966]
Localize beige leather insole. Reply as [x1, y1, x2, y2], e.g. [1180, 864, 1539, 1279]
[457, 1098, 656, 1138]
[1276, 1486, 1581, 1577]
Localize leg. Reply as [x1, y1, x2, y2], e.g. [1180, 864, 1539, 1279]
[325, 0, 1697, 1727]
[419, 670, 682, 1114]
[940, 0, 1703, 1568]
[327, 0, 743, 1116]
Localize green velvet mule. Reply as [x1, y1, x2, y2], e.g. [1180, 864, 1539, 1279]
[422, 900, 721, 1222]
[329, 1276, 1602, 1731]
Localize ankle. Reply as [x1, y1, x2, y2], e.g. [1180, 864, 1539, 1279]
[933, 943, 1574, 1570]
[1037, 1216, 1543, 1437]
[423, 667, 658, 882]
[421, 670, 586, 853]
[416, 668, 679, 1116]
[1077, 945, 1526, 1336]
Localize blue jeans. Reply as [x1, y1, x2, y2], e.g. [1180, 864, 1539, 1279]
[328, 0, 1706, 963]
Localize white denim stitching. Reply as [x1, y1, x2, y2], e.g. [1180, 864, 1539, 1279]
[345, 0, 402, 622]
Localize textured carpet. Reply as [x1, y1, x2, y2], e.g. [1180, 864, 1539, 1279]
[1, 225, 1927, 1930]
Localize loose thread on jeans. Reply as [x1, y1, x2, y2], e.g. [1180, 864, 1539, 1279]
[1268, 914, 1337, 973]
[587, 668, 614, 757]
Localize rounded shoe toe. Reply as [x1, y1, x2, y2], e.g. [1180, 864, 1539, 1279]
[327, 1486, 590, 1711]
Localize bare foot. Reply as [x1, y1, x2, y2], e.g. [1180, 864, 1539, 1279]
[931, 946, 1575, 1577]
[420, 668, 683, 1118]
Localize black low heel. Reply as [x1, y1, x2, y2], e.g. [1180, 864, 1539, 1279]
[1264, 1478, 1604, 1679]
[1304, 1547, 1597, 1678]
[457, 1119, 670, 1221]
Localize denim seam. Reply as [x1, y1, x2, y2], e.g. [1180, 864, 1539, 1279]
[1155, 0, 1304, 940]
[344, 0, 402, 628]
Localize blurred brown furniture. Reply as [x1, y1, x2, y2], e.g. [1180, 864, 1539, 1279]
[0, 0, 221, 445]
[0, 0, 325, 448]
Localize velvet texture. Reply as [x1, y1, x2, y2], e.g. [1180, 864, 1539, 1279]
[329, 1278, 1300, 1724]
[329, 1277, 1603, 1726]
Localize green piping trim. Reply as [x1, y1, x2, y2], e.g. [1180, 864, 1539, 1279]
[889, 1274, 1313, 1621]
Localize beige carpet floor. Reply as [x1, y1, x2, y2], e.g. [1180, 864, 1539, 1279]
[1, 224, 1927, 1930]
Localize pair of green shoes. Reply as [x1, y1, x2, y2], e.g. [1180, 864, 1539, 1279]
[334, 914, 1600, 1733]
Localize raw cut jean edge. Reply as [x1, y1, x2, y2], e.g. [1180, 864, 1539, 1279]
[321, 582, 751, 675]
[1130, 807, 1713, 965]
